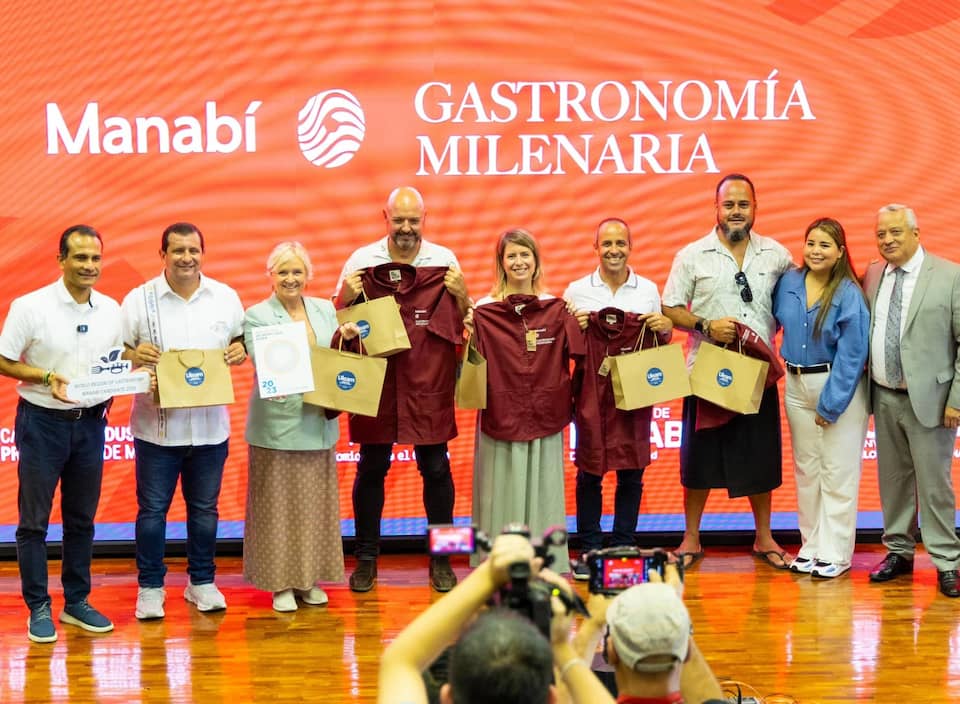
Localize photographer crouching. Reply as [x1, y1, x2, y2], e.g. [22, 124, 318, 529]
[573, 554, 727, 703]
[378, 533, 615, 704]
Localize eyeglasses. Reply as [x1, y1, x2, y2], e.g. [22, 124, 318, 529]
[734, 271, 753, 303]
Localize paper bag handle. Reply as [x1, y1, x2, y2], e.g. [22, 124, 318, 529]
[337, 331, 366, 357]
[632, 321, 659, 352]
[177, 349, 206, 368]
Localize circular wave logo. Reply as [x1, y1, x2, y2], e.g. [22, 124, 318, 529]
[356, 320, 371, 339]
[297, 89, 366, 168]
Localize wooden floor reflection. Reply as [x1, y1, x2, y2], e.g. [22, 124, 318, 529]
[1, 545, 959, 703]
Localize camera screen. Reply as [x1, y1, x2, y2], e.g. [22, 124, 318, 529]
[602, 556, 648, 590]
[428, 525, 475, 555]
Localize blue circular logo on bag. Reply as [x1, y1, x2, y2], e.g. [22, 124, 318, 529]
[356, 320, 370, 339]
[646, 367, 664, 386]
[336, 371, 357, 391]
[716, 368, 733, 387]
[185, 367, 205, 386]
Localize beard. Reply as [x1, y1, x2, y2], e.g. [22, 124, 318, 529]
[720, 216, 753, 243]
[390, 229, 421, 251]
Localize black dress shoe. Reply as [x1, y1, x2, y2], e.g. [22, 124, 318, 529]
[869, 553, 914, 582]
[429, 556, 458, 592]
[938, 570, 960, 598]
[349, 559, 378, 592]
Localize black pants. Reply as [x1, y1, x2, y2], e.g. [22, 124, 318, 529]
[575, 468, 644, 553]
[352, 443, 455, 559]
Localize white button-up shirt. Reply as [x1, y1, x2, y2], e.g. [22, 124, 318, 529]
[563, 268, 661, 314]
[662, 229, 792, 358]
[121, 274, 244, 446]
[0, 279, 122, 409]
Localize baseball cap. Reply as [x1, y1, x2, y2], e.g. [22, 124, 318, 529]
[606, 582, 691, 673]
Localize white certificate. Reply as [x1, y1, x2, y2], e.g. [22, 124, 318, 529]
[251, 322, 315, 398]
[66, 371, 152, 403]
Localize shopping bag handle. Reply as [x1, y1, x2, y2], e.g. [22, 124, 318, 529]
[337, 330, 366, 357]
[632, 321, 659, 352]
[176, 349, 206, 368]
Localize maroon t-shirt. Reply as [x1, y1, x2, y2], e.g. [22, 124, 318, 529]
[574, 307, 654, 475]
[473, 295, 583, 442]
[345, 263, 462, 444]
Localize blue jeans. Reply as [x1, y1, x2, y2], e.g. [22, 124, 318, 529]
[134, 439, 228, 587]
[575, 468, 644, 553]
[15, 400, 107, 610]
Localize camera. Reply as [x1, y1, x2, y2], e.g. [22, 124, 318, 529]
[426, 522, 574, 639]
[426, 524, 477, 556]
[585, 547, 676, 595]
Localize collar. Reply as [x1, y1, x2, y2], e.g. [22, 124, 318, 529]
[156, 272, 209, 301]
[701, 228, 766, 254]
[54, 277, 97, 307]
[590, 267, 638, 290]
[884, 246, 925, 276]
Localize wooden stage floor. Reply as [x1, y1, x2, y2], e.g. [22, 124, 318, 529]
[0, 543, 957, 703]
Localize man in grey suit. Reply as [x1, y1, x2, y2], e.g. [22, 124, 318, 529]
[863, 203, 960, 597]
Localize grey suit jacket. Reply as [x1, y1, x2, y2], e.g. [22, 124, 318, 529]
[863, 252, 960, 428]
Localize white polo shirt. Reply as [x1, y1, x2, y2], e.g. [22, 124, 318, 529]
[563, 268, 662, 314]
[121, 273, 244, 446]
[0, 279, 122, 409]
[662, 229, 792, 357]
[334, 237, 460, 298]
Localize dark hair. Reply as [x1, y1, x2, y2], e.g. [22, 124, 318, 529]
[447, 610, 553, 704]
[492, 228, 543, 299]
[715, 173, 756, 201]
[161, 222, 205, 252]
[802, 217, 866, 338]
[58, 224, 103, 259]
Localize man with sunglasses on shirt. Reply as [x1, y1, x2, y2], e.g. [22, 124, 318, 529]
[661, 174, 793, 571]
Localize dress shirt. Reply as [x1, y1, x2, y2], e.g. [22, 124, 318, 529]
[122, 274, 244, 446]
[563, 268, 661, 314]
[774, 270, 870, 422]
[870, 247, 924, 388]
[0, 279, 122, 409]
[662, 229, 792, 355]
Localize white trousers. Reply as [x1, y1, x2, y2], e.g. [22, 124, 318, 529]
[784, 372, 869, 565]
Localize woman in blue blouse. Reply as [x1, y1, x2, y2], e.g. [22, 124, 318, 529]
[773, 218, 869, 578]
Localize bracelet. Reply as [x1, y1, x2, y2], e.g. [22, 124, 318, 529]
[42, 369, 53, 386]
[558, 658, 588, 681]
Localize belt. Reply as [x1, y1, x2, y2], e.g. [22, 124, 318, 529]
[21, 399, 111, 421]
[873, 382, 909, 395]
[785, 362, 831, 375]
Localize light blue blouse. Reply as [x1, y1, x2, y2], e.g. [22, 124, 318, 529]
[773, 269, 870, 422]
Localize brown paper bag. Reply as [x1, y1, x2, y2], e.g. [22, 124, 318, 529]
[455, 341, 487, 409]
[609, 327, 691, 410]
[336, 293, 411, 357]
[157, 349, 235, 409]
[303, 343, 387, 417]
[689, 341, 768, 414]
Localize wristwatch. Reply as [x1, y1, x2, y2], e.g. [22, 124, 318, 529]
[694, 318, 711, 337]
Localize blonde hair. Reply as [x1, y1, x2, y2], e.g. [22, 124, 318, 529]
[266, 241, 313, 279]
[491, 228, 543, 299]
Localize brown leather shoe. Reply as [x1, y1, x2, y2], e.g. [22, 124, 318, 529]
[349, 559, 377, 592]
[429, 556, 458, 592]
[868, 553, 913, 582]
[938, 570, 960, 598]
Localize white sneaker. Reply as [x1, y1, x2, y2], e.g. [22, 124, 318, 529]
[812, 561, 850, 579]
[295, 586, 328, 606]
[272, 589, 298, 612]
[136, 587, 166, 620]
[184, 580, 227, 612]
[789, 556, 816, 574]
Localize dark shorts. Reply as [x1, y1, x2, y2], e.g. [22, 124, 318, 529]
[680, 385, 782, 497]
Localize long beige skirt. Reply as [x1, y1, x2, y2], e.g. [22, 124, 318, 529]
[243, 445, 345, 591]
[470, 430, 570, 573]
